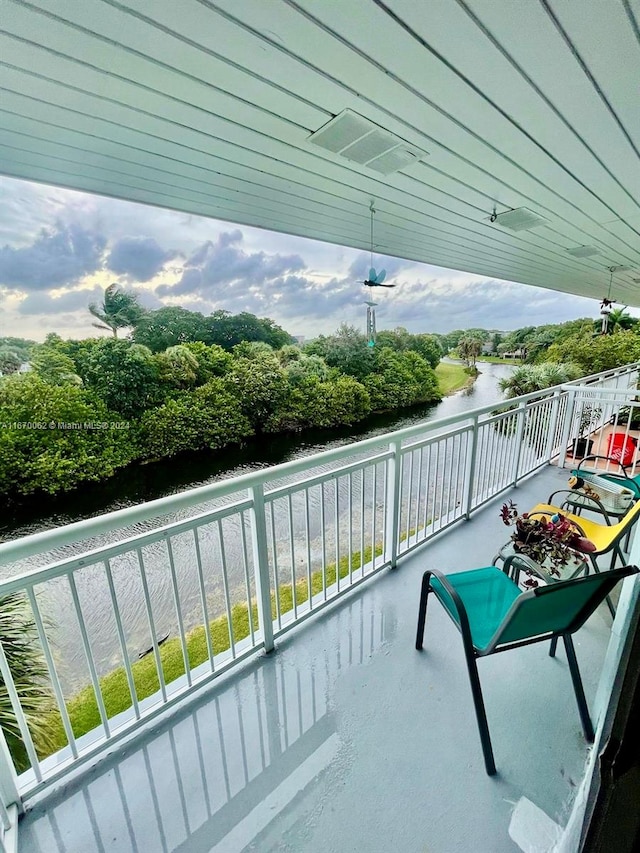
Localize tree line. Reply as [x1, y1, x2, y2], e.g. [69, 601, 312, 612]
[0, 308, 442, 498]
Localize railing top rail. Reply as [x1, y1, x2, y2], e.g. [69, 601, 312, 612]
[562, 385, 638, 396]
[0, 363, 637, 567]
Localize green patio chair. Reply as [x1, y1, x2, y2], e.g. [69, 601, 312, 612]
[574, 454, 640, 500]
[415, 558, 638, 775]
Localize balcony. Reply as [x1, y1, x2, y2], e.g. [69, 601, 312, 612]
[1, 364, 640, 852]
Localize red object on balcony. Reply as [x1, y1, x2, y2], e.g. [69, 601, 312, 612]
[606, 432, 638, 466]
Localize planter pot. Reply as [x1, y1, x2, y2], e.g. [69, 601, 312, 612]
[569, 437, 593, 458]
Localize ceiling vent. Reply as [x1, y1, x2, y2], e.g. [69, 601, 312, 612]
[491, 207, 549, 231]
[565, 245, 601, 257]
[308, 109, 428, 176]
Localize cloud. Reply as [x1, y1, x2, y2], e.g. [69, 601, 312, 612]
[107, 236, 177, 282]
[384, 277, 598, 333]
[17, 286, 104, 316]
[0, 222, 106, 290]
[159, 230, 306, 297]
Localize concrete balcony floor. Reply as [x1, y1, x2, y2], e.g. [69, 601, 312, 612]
[18, 466, 620, 853]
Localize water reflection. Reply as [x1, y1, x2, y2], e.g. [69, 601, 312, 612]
[20, 597, 396, 853]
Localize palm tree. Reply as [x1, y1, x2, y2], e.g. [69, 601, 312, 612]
[606, 307, 635, 335]
[88, 283, 145, 337]
[0, 593, 56, 771]
[458, 335, 483, 367]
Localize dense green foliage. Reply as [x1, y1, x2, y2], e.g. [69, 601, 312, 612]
[0, 374, 133, 495]
[499, 363, 583, 399]
[132, 306, 293, 352]
[545, 330, 640, 374]
[0, 318, 441, 498]
[0, 336, 33, 375]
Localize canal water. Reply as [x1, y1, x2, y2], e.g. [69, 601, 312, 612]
[2, 361, 514, 692]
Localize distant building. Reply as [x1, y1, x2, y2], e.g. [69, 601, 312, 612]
[292, 335, 306, 346]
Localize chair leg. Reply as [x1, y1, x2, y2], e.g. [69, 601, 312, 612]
[463, 646, 496, 776]
[589, 557, 616, 618]
[415, 571, 432, 650]
[549, 636, 558, 657]
[563, 635, 595, 742]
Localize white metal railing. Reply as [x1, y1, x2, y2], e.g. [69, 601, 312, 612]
[0, 362, 637, 807]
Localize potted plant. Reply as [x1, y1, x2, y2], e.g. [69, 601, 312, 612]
[499, 501, 595, 586]
[570, 404, 602, 458]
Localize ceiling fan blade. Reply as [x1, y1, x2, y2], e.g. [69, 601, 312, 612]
[376, 269, 387, 283]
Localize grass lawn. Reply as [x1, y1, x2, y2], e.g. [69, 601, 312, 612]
[435, 361, 474, 395]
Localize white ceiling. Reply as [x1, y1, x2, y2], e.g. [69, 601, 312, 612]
[1, 0, 639, 303]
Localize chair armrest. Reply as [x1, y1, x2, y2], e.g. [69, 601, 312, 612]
[577, 454, 629, 476]
[424, 568, 474, 643]
[547, 489, 613, 525]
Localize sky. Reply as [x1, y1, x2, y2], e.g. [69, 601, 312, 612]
[0, 175, 609, 343]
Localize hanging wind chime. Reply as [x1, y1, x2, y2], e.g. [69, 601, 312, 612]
[600, 268, 615, 334]
[361, 202, 395, 347]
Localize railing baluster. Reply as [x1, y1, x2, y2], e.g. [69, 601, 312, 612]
[446, 436, 455, 522]
[334, 478, 340, 593]
[67, 574, 110, 737]
[414, 443, 424, 543]
[304, 489, 313, 609]
[348, 472, 353, 582]
[384, 440, 402, 568]
[360, 469, 366, 574]
[558, 388, 576, 469]
[26, 588, 77, 762]
[422, 445, 431, 534]
[435, 440, 444, 531]
[239, 513, 255, 647]
[217, 520, 236, 658]
[192, 528, 215, 671]
[248, 484, 274, 653]
[268, 501, 282, 628]
[136, 548, 167, 703]
[405, 447, 414, 545]
[511, 401, 528, 485]
[165, 538, 191, 687]
[104, 559, 140, 719]
[0, 729, 19, 817]
[288, 494, 298, 617]
[320, 483, 327, 599]
[372, 462, 378, 567]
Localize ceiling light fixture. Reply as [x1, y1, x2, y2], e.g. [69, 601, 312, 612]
[489, 207, 549, 231]
[308, 109, 428, 176]
[565, 245, 601, 258]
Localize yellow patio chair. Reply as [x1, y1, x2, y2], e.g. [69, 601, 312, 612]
[528, 491, 640, 617]
[530, 490, 640, 569]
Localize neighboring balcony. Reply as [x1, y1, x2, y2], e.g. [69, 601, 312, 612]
[1, 363, 639, 852]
